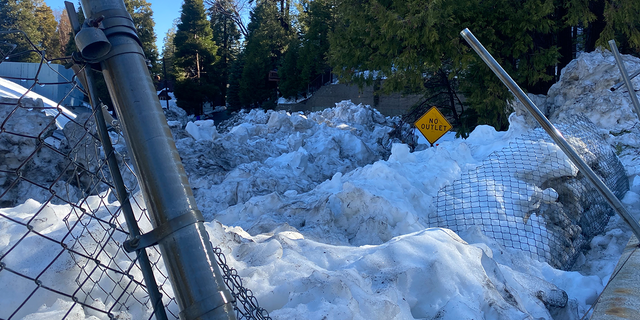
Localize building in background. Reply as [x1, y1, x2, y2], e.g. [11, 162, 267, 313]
[0, 61, 86, 108]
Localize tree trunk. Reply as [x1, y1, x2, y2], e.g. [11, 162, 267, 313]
[585, 0, 606, 52]
[556, 5, 573, 81]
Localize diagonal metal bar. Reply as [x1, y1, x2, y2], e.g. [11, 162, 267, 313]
[609, 39, 640, 119]
[86, 70, 169, 320]
[460, 28, 640, 240]
[611, 69, 640, 92]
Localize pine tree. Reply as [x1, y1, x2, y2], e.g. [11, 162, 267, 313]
[124, 0, 160, 76]
[597, 0, 640, 54]
[209, 0, 242, 107]
[53, 8, 73, 57]
[277, 0, 334, 99]
[329, 0, 560, 136]
[328, 0, 640, 138]
[226, 51, 244, 112]
[161, 20, 179, 92]
[0, 0, 50, 62]
[173, 0, 219, 115]
[278, 34, 303, 99]
[298, 0, 333, 86]
[239, 0, 290, 108]
[34, 0, 61, 60]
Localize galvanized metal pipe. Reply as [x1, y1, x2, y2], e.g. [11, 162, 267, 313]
[460, 28, 640, 240]
[64, 3, 167, 317]
[611, 69, 640, 92]
[80, 1, 235, 319]
[609, 40, 640, 119]
[85, 68, 168, 320]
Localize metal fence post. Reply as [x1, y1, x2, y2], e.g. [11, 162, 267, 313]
[460, 28, 640, 241]
[77, 0, 235, 319]
[64, 3, 168, 317]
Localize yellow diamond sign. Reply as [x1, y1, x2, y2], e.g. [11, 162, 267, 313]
[414, 107, 452, 144]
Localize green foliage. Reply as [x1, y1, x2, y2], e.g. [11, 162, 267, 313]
[239, 0, 290, 108]
[599, 0, 640, 54]
[325, 0, 640, 135]
[161, 20, 178, 86]
[226, 51, 244, 112]
[298, 0, 333, 82]
[209, 0, 242, 106]
[173, 0, 219, 115]
[0, 0, 60, 62]
[124, 0, 160, 76]
[278, 35, 304, 99]
[277, 0, 333, 99]
[329, 0, 560, 134]
[34, 0, 62, 60]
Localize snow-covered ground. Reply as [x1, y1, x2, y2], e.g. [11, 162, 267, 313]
[2, 50, 640, 319]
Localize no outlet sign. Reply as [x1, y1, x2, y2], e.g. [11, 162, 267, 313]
[414, 107, 452, 144]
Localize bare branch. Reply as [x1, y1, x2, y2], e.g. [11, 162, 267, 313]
[205, 0, 251, 37]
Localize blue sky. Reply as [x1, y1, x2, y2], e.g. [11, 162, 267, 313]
[44, 0, 182, 53]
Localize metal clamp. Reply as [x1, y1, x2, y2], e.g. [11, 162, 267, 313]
[123, 209, 203, 252]
[72, 6, 144, 64]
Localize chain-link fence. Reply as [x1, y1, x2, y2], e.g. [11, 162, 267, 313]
[0, 29, 268, 319]
[0, 31, 179, 319]
[433, 117, 629, 270]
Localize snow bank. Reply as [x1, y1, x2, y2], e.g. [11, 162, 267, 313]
[434, 117, 628, 269]
[208, 222, 565, 320]
[0, 193, 162, 320]
[174, 101, 401, 218]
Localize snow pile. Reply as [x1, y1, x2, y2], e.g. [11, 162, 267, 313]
[0, 97, 87, 207]
[0, 193, 166, 320]
[208, 222, 569, 319]
[545, 50, 640, 130]
[207, 111, 623, 318]
[174, 101, 401, 218]
[161, 92, 189, 129]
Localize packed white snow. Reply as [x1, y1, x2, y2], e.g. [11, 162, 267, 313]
[0, 77, 76, 129]
[2, 50, 640, 319]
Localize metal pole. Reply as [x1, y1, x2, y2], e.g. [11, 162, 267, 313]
[460, 28, 640, 240]
[86, 69, 169, 320]
[64, 4, 167, 318]
[609, 40, 640, 119]
[611, 69, 640, 92]
[79, 1, 235, 319]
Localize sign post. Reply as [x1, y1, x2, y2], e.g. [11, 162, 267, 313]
[414, 106, 452, 146]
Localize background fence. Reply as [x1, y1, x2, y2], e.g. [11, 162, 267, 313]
[0, 29, 268, 319]
[433, 117, 629, 269]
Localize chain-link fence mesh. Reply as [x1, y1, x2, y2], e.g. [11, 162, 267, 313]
[0, 30, 274, 320]
[433, 117, 629, 270]
[0, 32, 181, 319]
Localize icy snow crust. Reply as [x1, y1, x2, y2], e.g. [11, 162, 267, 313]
[172, 101, 399, 220]
[3, 51, 640, 319]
